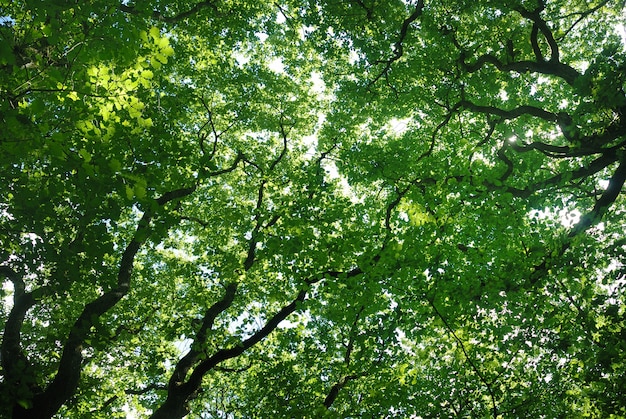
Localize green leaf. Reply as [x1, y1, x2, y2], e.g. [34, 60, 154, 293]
[78, 148, 92, 162]
[4, 2, 626, 418]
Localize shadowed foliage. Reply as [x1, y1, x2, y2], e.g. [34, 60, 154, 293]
[1, 0, 626, 417]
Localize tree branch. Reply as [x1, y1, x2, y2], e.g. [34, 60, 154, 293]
[458, 100, 559, 123]
[14, 187, 196, 419]
[150, 288, 308, 419]
[458, 47, 581, 86]
[167, 282, 238, 392]
[150, 263, 366, 419]
[155, 168, 282, 417]
[1, 267, 52, 413]
[0, 266, 24, 301]
[557, 1, 613, 41]
[516, 6, 560, 63]
[323, 306, 366, 409]
[369, 0, 424, 86]
[501, 151, 619, 198]
[270, 116, 290, 171]
[569, 156, 626, 237]
[414, 150, 618, 200]
[458, 101, 626, 158]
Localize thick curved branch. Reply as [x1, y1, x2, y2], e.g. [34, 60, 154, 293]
[156, 186, 198, 206]
[458, 101, 574, 157]
[509, 140, 573, 158]
[0, 266, 24, 301]
[166, 282, 238, 395]
[150, 264, 365, 419]
[244, 180, 269, 271]
[157, 169, 280, 417]
[150, 288, 308, 419]
[323, 306, 366, 409]
[530, 23, 544, 61]
[369, 0, 424, 86]
[323, 374, 364, 409]
[14, 187, 196, 419]
[458, 49, 581, 86]
[461, 0, 566, 84]
[205, 151, 245, 177]
[197, 102, 236, 161]
[351, 0, 374, 20]
[497, 143, 514, 181]
[270, 117, 290, 172]
[516, 6, 560, 63]
[569, 156, 626, 237]
[420, 150, 618, 199]
[458, 100, 559, 123]
[515, 159, 626, 292]
[501, 151, 619, 198]
[385, 183, 412, 231]
[468, 99, 626, 155]
[1, 268, 52, 407]
[458, 101, 626, 158]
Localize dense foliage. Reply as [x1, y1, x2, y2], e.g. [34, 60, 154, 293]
[1, 0, 626, 417]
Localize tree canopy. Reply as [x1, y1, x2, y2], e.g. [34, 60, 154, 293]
[1, 0, 626, 417]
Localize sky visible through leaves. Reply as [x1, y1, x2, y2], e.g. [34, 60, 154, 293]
[2, 1, 626, 418]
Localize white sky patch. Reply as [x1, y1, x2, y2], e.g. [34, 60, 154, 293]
[0, 16, 15, 26]
[275, 10, 286, 25]
[156, 233, 198, 262]
[0, 203, 14, 220]
[617, 24, 626, 48]
[472, 152, 496, 167]
[302, 112, 326, 158]
[310, 71, 326, 94]
[268, 57, 285, 73]
[2, 281, 13, 310]
[255, 31, 268, 42]
[233, 51, 250, 67]
[174, 338, 193, 356]
[559, 208, 581, 228]
[302, 134, 318, 158]
[529, 75, 551, 96]
[322, 160, 362, 203]
[279, 310, 310, 329]
[122, 404, 140, 419]
[528, 207, 581, 228]
[386, 117, 411, 136]
[299, 25, 315, 40]
[348, 50, 360, 65]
